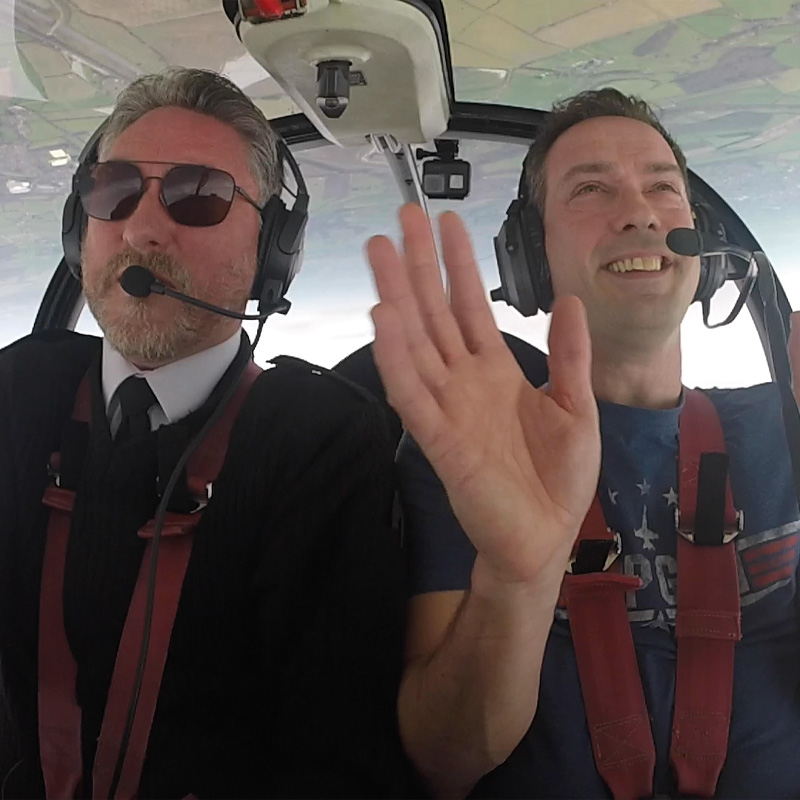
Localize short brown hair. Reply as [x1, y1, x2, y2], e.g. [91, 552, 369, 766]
[523, 88, 689, 214]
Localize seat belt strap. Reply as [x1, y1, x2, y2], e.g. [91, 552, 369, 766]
[38, 377, 91, 800]
[39, 483, 84, 800]
[564, 496, 655, 799]
[564, 388, 741, 800]
[39, 361, 261, 799]
[91, 516, 196, 800]
[670, 389, 741, 798]
[564, 570, 655, 799]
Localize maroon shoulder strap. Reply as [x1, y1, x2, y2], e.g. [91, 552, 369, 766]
[670, 389, 741, 797]
[38, 378, 92, 799]
[564, 388, 741, 799]
[39, 360, 261, 800]
[563, 503, 656, 799]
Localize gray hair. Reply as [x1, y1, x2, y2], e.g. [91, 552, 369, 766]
[97, 67, 281, 204]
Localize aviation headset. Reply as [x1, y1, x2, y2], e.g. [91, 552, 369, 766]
[61, 117, 309, 315]
[493, 163, 735, 317]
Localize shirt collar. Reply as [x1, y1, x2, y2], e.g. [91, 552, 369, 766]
[101, 331, 242, 424]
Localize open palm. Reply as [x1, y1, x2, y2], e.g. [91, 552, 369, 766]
[367, 204, 601, 584]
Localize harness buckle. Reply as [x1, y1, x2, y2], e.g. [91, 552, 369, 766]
[186, 481, 213, 514]
[567, 532, 622, 575]
[47, 465, 62, 488]
[676, 508, 743, 545]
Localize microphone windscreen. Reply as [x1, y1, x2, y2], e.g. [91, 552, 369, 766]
[666, 228, 703, 257]
[120, 265, 156, 298]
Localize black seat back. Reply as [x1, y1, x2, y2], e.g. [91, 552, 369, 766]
[333, 332, 549, 447]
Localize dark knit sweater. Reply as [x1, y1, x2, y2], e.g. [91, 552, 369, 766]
[0, 330, 412, 799]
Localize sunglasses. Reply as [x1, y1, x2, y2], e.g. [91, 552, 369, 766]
[77, 160, 261, 227]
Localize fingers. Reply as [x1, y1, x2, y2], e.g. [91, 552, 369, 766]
[789, 311, 800, 406]
[439, 212, 505, 354]
[369, 205, 503, 363]
[365, 231, 413, 308]
[546, 295, 595, 416]
[366, 233, 448, 390]
[399, 205, 466, 364]
[365, 204, 518, 446]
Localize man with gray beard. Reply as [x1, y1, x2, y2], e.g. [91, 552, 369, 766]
[0, 68, 410, 799]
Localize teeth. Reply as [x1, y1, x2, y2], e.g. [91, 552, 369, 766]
[607, 256, 663, 273]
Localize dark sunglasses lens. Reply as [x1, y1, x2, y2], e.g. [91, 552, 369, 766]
[162, 165, 234, 226]
[79, 161, 143, 221]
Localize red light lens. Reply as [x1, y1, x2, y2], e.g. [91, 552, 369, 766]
[254, 0, 284, 18]
[242, 0, 307, 22]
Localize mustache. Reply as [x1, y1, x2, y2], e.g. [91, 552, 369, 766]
[102, 249, 192, 294]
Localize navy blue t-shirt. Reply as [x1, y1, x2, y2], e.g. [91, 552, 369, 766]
[398, 382, 800, 798]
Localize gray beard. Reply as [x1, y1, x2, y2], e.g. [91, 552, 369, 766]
[83, 247, 253, 363]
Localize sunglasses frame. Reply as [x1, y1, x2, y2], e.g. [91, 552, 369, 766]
[78, 159, 263, 227]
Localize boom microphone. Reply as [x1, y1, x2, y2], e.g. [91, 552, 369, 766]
[119, 265, 289, 319]
[665, 228, 704, 257]
[665, 227, 757, 331]
[666, 228, 752, 264]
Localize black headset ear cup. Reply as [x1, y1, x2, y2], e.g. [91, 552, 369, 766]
[492, 171, 554, 317]
[62, 175, 86, 279]
[494, 204, 540, 317]
[62, 119, 108, 281]
[518, 202, 554, 314]
[249, 141, 309, 313]
[250, 191, 308, 311]
[691, 200, 731, 303]
[251, 195, 287, 305]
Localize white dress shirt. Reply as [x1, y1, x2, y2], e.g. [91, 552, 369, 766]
[102, 331, 241, 435]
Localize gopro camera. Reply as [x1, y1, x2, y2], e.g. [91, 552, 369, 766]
[417, 140, 471, 200]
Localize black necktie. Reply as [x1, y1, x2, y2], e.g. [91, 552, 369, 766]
[114, 375, 157, 441]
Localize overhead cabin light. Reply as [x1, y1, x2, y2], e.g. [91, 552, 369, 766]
[49, 148, 70, 167]
[7, 180, 31, 194]
[239, 0, 309, 23]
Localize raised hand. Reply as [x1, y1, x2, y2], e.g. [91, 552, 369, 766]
[366, 204, 601, 585]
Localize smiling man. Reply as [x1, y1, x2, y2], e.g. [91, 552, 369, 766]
[0, 68, 409, 799]
[366, 89, 800, 798]
[538, 109, 697, 410]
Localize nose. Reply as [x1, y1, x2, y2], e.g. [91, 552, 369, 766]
[611, 186, 660, 233]
[121, 176, 176, 253]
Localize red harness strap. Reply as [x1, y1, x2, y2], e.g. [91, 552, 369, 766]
[39, 361, 261, 800]
[39, 380, 92, 800]
[91, 516, 195, 800]
[671, 390, 741, 797]
[563, 497, 655, 799]
[563, 389, 741, 799]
